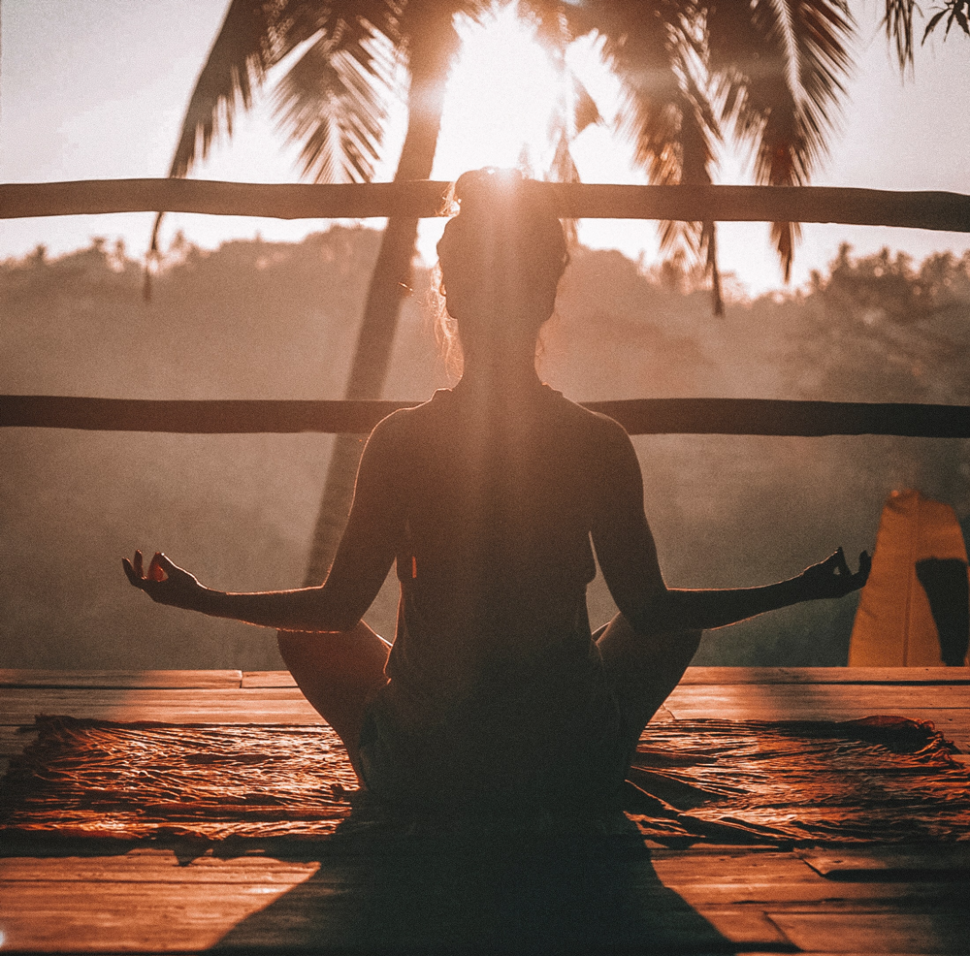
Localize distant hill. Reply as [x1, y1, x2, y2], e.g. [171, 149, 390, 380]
[3, 232, 968, 668]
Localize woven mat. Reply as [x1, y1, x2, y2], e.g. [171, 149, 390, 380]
[1, 715, 968, 845]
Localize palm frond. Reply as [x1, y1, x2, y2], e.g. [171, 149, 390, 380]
[272, 28, 394, 183]
[149, 0, 284, 264]
[603, 4, 719, 291]
[572, 75, 603, 135]
[608, 32, 695, 181]
[166, 0, 402, 181]
[167, 0, 279, 180]
[882, 0, 919, 68]
[519, 0, 582, 50]
[710, 0, 852, 173]
[923, 0, 970, 39]
[707, 0, 853, 279]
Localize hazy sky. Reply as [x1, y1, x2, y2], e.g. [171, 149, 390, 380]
[1, 0, 968, 294]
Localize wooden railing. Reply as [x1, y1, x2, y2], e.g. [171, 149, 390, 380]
[2, 179, 969, 232]
[3, 179, 968, 439]
[3, 396, 970, 438]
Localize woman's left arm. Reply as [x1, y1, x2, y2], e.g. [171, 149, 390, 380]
[590, 417, 871, 636]
[123, 415, 406, 633]
[637, 547, 871, 634]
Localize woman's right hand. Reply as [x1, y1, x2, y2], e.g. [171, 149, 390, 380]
[122, 550, 203, 610]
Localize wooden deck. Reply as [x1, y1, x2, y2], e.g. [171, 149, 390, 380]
[1, 666, 968, 955]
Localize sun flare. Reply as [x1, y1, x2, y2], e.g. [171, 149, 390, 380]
[433, 5, 565, 178]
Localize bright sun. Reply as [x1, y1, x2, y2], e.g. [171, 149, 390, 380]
[417, 5, 582, 262]
[433, 6, 565, 179]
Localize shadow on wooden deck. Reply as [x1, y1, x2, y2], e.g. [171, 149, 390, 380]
[211, 828, 744, 954]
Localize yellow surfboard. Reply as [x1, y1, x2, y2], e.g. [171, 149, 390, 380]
[849, 489, 969, 667]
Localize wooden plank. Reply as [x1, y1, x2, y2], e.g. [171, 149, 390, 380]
[4, 666, 957, 691]
[3, 667, 963, 690]
[0, 669, 242, 689]
[3, 682, 967, 736]
[242, 671, 296, 688]
[7, 394, 970, 438]
[7, 681, 963, 713]
[664, 702, 970, 733]
[0, 854, 964, 954]
[0, 725, 37, 757]
[0, 687, 307, 705]
[680, 667, 969, 685]
[652, 849, 821, 883]
[0, 700, 323, 725]
[0, 875, 781, 953]
[253, 667, 940, 687]
[0, 177, 451, 222]
[768, 911, 970, 954]
[693, 908, 792, 947]
[4, 179, 969, 231]
[663, 683, 970, 752]
[0, 687, 322, 725]
[246, 667, 970, 688]
[0, 881, 308, 953]
[658, 881, 968, 908]
[2, 853, 962, 911]
[666, 683, 970, 708]
[0, 395, 414, 436]
[0, 852, 319, 884]
[800, 847, 970, 880]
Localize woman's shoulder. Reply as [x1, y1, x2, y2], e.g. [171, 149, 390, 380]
[544, 387, 632, 446]
[372, 386, 631, 450]
[366, 391, 451, 444]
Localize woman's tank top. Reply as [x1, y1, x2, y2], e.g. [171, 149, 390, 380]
[358, 385, 626, 810]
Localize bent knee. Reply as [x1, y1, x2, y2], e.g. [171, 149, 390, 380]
[650, 626, 702, 671]
[681, 627, 703, 656]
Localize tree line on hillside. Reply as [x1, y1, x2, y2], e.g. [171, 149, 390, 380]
[2, 229, 968, 669]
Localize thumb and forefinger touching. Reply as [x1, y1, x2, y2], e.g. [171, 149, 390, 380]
[122, 550, 172, 591]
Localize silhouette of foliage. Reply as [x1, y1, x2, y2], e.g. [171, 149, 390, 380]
[924, 0, 970, 39]
[813, 244, 970, 324]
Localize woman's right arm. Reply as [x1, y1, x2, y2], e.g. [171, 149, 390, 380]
[123, 413, 407, 633]
[122, 550, 371, 632]
[589, 418, 870, 636]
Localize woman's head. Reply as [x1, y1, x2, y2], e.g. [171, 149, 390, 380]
[436, 169, 568, 363]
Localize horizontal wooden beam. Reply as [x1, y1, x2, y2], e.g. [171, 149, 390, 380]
[1, 179, 968, 232]
[3, 395, 968, 437]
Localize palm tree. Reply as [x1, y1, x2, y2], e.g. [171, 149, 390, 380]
[153, 0, 478, 583]
[157, 0, 950, 585]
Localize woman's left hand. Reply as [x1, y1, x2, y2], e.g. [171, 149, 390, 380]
[801, 547, 871, 600]
[122, 550, 204, 610]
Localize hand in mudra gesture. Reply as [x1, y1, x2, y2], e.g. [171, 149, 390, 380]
[801, 547, 871, 600]
[123, 550, 203, 610]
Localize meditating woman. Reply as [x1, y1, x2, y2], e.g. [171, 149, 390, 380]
[125, 168, 870, 812]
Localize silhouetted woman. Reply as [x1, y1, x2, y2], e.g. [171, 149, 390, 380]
[125, 168, 869, 812]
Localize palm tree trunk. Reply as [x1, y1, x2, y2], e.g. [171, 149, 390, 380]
[301, 217, 422, 585]
[301, 37, 454, 587]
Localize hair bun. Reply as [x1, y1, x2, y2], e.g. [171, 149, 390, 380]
[453, 168, 527, 218]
